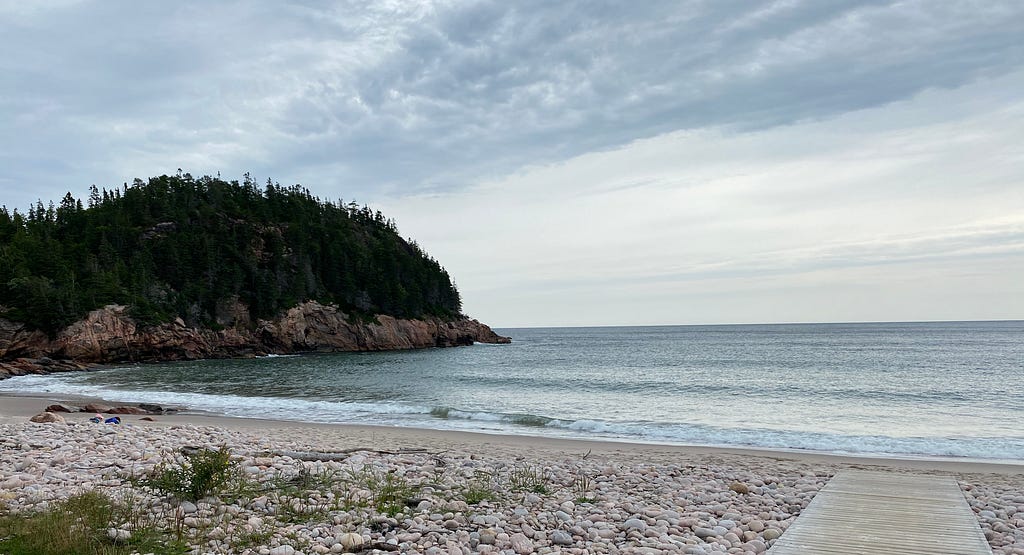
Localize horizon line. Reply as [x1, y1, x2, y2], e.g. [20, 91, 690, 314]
[492, 318, 1024, 330]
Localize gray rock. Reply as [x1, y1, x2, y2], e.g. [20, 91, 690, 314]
[510, 532, 534, 554]
[744, 539, 768, 553]
[550, 530, 573, 545]
[621, 518, 647, 532]
[179, 501, 198, 514]
[106, 528, 130, 542]
[694, 527, 717, 539]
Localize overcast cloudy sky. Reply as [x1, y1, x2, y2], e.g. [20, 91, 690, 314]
[2, 1, 1022, 326]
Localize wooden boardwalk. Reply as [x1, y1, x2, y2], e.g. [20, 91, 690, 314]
[768, 469, 992, 555]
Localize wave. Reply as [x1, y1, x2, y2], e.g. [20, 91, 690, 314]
[445, 372, 977, 405]
[430, 406, 554, 427]
[3, 373, 1022, 460]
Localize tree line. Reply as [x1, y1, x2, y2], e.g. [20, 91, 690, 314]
[0, 173, 462, 334]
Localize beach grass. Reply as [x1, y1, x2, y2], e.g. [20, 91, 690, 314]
[0, 490, 188, 555]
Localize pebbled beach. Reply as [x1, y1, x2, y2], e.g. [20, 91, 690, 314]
[1, 394, 1023, 555]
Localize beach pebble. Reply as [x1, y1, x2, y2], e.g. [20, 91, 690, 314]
[510, 532, 534, 554]
[694, 527, 717, 539]
[622, 518, 647, 531]
[550, 530, 574, 545]
[107, 528, 130, 542]
[339, 532, 363, 550]
[730, 481, 750, 494]
[478, 528, 497, 544]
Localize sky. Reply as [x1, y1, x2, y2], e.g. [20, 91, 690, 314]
[1, 1, 1022, 327]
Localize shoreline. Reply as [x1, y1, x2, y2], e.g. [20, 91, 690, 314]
[3, 391, 1023, 553]
[3, 391, 1022, 476]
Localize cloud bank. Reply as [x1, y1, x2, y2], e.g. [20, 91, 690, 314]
[1, 1, 1022, 325]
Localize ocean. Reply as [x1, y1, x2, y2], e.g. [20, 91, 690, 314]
[2, 321, 1022, 461]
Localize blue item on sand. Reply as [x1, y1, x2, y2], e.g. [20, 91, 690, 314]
[104, 416, 121, 424]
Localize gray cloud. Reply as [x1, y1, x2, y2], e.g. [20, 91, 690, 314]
[2, 0, 1022, 208]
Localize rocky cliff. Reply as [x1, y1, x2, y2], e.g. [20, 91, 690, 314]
[0, 302, 509, 379]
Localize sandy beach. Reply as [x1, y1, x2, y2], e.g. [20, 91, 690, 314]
[2, 392, 1023, 554]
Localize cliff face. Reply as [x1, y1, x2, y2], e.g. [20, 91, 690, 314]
[0, 302, 509, 379]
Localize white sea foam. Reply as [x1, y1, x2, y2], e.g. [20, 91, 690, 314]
[3, 371, 1023, 460]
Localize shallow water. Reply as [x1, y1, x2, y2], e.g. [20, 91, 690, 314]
[3, 321, 1022, 460]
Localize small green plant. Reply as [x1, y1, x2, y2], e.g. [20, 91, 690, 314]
[0, 490, 186, 555]
[461, 471, 500, 505]
[231, 523, 275, 551]
[274, 494, 333, 524]
[345, 467, 419, 516]
[509, 464, 550, 494]
[371, 471, 418, 516]
[218, 472, 263, 507]
[139, 447, 236, 502]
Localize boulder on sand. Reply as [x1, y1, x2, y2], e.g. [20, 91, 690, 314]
[29, 411, 65, 423]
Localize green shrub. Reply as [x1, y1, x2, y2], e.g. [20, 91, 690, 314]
[139, 447, 236, 502]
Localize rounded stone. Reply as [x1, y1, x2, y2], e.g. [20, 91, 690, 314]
[621, 518, 647, 532]
[550, 530, 573, 545]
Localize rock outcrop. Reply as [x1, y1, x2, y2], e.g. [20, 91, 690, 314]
[0, 319, 50, 360]
[0, 302, 509, 379]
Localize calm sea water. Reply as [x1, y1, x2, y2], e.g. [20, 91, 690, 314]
[3, 321, 1022, 460]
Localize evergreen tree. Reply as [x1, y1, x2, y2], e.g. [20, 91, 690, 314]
[0, 174, 462, 334]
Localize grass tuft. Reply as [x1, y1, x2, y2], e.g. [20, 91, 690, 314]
[509, 464, 550, 494]
[461, 470, 500, 504]
[573, 469, 597, 503]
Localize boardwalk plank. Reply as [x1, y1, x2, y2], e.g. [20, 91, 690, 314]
[767, 469, 991, 555]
